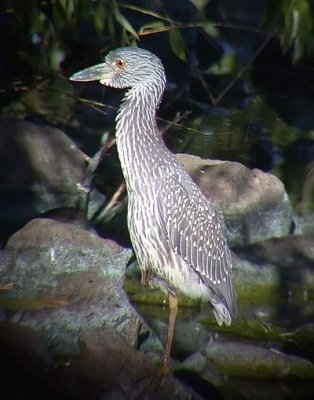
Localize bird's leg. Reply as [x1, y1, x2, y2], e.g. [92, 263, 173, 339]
[162, 292, 178, 372]
[141, 268, 151, 285]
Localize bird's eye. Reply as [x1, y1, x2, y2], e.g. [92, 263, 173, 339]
[115, 59, 127, 69]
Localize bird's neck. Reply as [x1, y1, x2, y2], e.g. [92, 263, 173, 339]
[115, 85, 167, 188]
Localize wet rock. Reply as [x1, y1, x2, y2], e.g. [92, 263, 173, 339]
[172, 320, 213, 359]
[236, 234, 314, 267]
[175, 351, 222, 390]
[226, 378, 314, 400]
[0, 323, 203, 400]
[138, 312, 213, 363]
[176, 153, 293, 246]
[295, 211, 314, 235]
[0, 117, 88, 239]
[58, 327, 203, 400]
[0, 323, 57, 400]
[202, 340, 314, 379]
[0, 217, 136, 354]
[234, 234, 314, 289]
[144, 316, 213, 360]
[234, 233, 314, 326]
[0, 322, 52, 377]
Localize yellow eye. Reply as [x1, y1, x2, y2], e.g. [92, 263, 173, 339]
[115, 59, 127, 69]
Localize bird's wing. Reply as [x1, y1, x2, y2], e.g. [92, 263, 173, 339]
[158, 171, 232, 286]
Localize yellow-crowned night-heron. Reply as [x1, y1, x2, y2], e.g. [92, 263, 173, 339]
[70, 47, 237, 367]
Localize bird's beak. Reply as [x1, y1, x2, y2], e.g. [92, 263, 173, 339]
[70, 63, 109, 82]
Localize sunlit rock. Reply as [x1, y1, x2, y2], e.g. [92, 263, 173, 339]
[176, 153, 294, 246]
[0, 218, 135, 354]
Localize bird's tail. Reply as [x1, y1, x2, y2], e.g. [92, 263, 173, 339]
[211, 296, 235, 326]
[210, 274, 237, 326]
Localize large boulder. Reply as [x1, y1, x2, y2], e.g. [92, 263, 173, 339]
[0, 217, 136, 354]
[0, 118, 88, 238]
[0, 214, 207, 398]
[0, 323, 204, 400]
[176, 153, 294, 246]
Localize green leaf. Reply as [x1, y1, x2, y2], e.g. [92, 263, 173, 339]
[138, 21, 166, 35]
[264, 0, 313, 61]
[52, 2, 67, 28]
[113, 2, 139, 40]
[94, 2, 106, 34]
[203, 21, 219, 37]
[107, 10, 116, 38]
[169, 28, 186, 61]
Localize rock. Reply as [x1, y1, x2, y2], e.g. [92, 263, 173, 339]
[233, 234, 314, 325]
[236, 234, 314, 268]
[58, 327, 203, 400]
[175, 351, 222, 389]
[202, 341, 314, 379]
[176, 153, 294, 246]
[0, 323, 204, 400]
[0, 322, 52, 377]
[0, 323, 57, 400]
[295, 212, 314, 235]
[0, 117, 88, 239]
[138, 313, 213, 362]
[234, 234, 314, 289]
[172, 321, 213, 359]
[0, 218, 136, 354]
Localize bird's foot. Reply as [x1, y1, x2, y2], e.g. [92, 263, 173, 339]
[134, 359, 173, 385]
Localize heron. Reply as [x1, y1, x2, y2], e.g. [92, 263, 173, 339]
[70, 47, 237, 369]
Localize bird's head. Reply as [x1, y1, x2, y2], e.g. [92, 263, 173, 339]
[70, 47, 166, 90]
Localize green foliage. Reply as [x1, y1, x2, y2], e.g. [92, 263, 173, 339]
[125, 4, 187, 61]
[264, 0, 314, 61]
[3, 0, 313, 124]
[1, 0, 140, 73]
[1, 0, 192, 76]
[169, 28, 186, 61]
[2, 0, 313, 79]
[111, 1, 139, 41]
[0, 0, 191, 121]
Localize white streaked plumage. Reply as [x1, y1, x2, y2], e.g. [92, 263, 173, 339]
[70, 47, 237, 326]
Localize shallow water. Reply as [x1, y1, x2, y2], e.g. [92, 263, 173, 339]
[126, 282, 314, 399]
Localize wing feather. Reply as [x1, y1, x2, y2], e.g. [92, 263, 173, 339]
[157, 171, 236, 318]
[163, 174, 231, 282]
